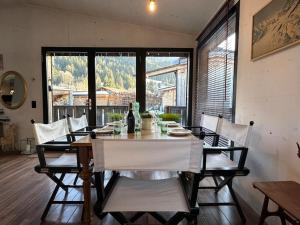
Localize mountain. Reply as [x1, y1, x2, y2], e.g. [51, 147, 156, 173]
[51, 55, 182, 91]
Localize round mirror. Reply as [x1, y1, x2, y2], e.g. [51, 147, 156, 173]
[0, 71, 27, 109]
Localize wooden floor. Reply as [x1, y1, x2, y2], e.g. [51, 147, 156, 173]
[0, 154, 260, 225]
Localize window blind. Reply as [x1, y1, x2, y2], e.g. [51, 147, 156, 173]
[193, 3, 238, 146]
[194, 12, 237, 125]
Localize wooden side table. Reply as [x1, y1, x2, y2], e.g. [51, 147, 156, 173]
[253, 181, 300, 225]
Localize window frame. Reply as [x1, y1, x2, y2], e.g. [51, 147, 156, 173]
[41, 47, 193, 126]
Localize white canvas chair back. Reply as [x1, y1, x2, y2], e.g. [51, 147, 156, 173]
[91, 135, 204, 214]
[32, 118, 70, 145]
[91, 138, 204, 173]
[216, 118, 252, 146]
[67, 114, 88, 132]
[200, 114, 219, 132]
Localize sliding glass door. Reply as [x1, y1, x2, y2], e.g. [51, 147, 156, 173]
[95, 52, 136, 126]
[45, 52, 89, 123]
[43, 48, 192, 126]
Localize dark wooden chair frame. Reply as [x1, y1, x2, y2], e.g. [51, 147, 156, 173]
[32, 119, 88, 220]
[186, 117, 254, 224]
[91, 132, 206, 225]
[198, 145, 250, 223]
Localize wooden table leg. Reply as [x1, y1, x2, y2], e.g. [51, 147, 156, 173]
[258, 196, 269, 225]
[258, 196, 289, 225]
[80, 147, 91, 225]
[278, 207, 287, 225]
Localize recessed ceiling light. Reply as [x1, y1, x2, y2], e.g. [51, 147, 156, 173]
[148, 0, 157, 13]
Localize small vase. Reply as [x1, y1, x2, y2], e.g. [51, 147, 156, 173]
[142, 118, 152, 130]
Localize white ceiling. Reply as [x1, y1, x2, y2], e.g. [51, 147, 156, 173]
[2, 0, 225, 35]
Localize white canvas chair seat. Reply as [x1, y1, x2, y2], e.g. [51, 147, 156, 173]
[68, 114, 88, 132]
[128, 171, 178, 180]
[206, 154, 238, 170]
[47, 153, 77, 167]
[103, 177, 189, 212]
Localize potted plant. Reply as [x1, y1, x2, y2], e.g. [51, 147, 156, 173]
[140, 112, 153, 130]
[108, 113, 123, 122]
[159, 113, 181, 123]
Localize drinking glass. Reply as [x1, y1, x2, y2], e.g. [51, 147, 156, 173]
[123, 111, 128, 124]
[113, 122, 122, 135]
[160, 122, 168, 134]
[156, 117, 162, 132]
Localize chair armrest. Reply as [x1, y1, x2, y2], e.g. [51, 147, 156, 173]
[192, 132, 218, 137]
[183, 126, 216, 134]
[71, 132, 89, 135]
[36, 145, 46, 167]
[202, 146, 249, 170]
[47, 141, 70, 144]
[85, 125, 104, 131]
[203, 133, 218, 137]
[71, 125, 104, 133]
[204, 146, 248, 152]
[203, 147, 222, 154]
[37, 143, 72, 151]
[184, 127, 218, 137]
[37, 143, 71, 148]
[184, 126, 219, 146]
[183, 126, 202, 129]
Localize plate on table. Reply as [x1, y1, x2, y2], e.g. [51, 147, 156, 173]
[161, 121, 180, 128]
[168, 128, 192, 136]
[106, 121, 123, 127]
[93, 126, 114, 134]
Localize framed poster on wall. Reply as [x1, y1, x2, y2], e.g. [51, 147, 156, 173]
[252, 0, 300, 60]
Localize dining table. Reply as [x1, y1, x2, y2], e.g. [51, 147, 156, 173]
[72, 128, 201, 225]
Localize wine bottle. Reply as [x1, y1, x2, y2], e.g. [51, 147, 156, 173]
[133, 102, 141, 132]
[127, 103, 135, 133]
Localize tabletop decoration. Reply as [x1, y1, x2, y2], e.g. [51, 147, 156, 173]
[141, 112, 153, 130]
[159, 113, 181, 123]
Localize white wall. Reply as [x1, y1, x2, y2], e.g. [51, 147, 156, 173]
[236, 0, 300, 221]
[0, 4, 195, 143]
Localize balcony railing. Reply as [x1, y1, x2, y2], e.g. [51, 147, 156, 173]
[53, 105, 187, 125]
[53, 105, 128, 125]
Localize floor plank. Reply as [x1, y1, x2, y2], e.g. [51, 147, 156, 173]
[0, 154, 260, 225]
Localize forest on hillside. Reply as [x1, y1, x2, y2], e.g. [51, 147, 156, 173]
[50, 55, 184, 91]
